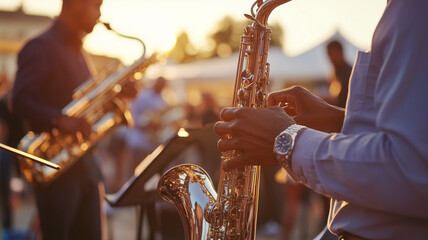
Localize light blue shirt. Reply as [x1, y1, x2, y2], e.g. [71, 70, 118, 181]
[289, 1, 428, 239]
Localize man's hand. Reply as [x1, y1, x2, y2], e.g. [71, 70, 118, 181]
[117, 81, 138, 100]
[53, 115, 91, 140]
[214, 106, 295, 171]
[268, 86, 345, 133]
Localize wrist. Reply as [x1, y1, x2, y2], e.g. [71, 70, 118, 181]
[274, 124, 307, 172]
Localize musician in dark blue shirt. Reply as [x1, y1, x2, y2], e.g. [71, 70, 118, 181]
[12, 0, 105, 239]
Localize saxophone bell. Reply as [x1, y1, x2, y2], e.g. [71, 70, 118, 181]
[158, 164, 217, 240]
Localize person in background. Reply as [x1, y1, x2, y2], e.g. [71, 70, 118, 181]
[201, 92, 220, 126]
[11, 0, 136, 239]
[124, 76, 168, 163]
[215, 1, 428, 239]
[326, 40, 352, 108]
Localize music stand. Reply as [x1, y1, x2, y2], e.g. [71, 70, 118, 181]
[105, 127, 216, 240]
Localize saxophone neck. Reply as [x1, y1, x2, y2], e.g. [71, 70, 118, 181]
[252, 0, 292, 26]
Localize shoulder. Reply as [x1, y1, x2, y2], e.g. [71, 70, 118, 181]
[18, 37, 58, 69]
[19, 26, 56, 58]
[372, 0, 428, 58]
[21, 38, 47, 52]
[386, 0, 428, 33]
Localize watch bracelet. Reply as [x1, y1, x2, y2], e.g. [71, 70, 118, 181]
[277, 124, 307, 170]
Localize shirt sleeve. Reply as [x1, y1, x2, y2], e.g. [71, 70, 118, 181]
[12, 39, 61, 132]
[289, 2, 428, 219]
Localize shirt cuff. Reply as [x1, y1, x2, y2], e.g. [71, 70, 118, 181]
[289, 128, 329, 188]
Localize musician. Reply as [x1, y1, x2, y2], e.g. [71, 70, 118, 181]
[11, 0, 136, 239]
[326, 40, 352, 108]
[215, 1, 428, 239]
[125, 76, 169, 159]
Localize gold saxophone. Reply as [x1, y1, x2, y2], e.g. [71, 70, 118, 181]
[18, 53, 159, 186]
[157, 1, 291, 239]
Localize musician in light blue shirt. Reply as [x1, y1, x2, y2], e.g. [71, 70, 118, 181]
[214, 0, 428, 239]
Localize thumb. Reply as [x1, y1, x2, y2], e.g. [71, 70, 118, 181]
[223, 154, 246, 171]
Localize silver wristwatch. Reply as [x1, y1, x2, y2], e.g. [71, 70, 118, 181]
[274, 124, 307, 170]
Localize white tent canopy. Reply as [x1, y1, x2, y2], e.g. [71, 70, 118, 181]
[152, 31, 361, 82]
[147, 31, 362, 103]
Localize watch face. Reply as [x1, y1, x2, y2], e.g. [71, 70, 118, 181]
[275, 133, 292, 155]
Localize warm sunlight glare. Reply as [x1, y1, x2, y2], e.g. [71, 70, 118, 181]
[133, 71, 142, 80]
[0, 0, 386, 64]
[177, 128, 190, 138]
[329, 80, 341, 97]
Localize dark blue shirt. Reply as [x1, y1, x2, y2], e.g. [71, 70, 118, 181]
[12, 19, 91, 133]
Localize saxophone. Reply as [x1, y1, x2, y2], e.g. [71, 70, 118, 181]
[18, 53, 159, 186]
[157, 1, 290, 239]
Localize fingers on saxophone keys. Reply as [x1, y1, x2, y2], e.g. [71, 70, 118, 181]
[223, 154, 246, 171]
[276, 101, 290, 110]
[219, 107, 240, 121]
[273, 101, 296, 117]
[215, 107, 255, 138]
[214, 119, 241, 137]
[220, 106, 255, 121]
[217, 137, 244, 152]
[222, 151, 265, 171]
[214, 121, 230, 138]
[267, 91, 286, 107]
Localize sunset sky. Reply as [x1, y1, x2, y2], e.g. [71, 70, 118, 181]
[0, 0, 386, 64]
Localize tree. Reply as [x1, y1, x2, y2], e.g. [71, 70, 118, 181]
[169, 31, 198, 63]
[168, 15, 285, 63]
[207, 15, 284, 58]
